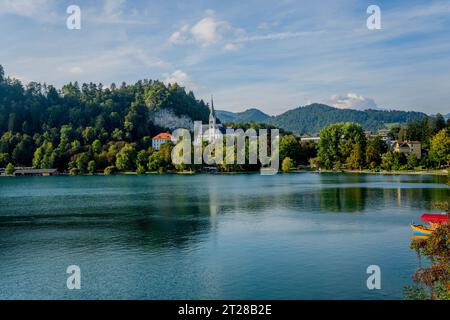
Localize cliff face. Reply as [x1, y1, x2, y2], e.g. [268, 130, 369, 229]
[151, 108, 194, 131]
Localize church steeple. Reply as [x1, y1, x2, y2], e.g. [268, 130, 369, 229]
[210, 95, 215, 118]
[209, 95, 216, 127]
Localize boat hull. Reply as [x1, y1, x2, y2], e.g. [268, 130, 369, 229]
[410, 224, 434, 236]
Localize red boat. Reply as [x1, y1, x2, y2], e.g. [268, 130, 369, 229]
[421, 214, 450, 225]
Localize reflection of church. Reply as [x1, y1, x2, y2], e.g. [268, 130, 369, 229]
[200, 96, 226, 143]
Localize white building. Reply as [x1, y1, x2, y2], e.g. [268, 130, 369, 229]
[152, 132, 173, 150]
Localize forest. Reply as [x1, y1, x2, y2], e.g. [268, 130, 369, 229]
[0, 65, 210, 174]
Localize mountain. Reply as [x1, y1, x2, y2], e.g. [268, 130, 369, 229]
[445, 113, 450, 120]
[216, 108, 271, 123]
[269, 104, 428, 134]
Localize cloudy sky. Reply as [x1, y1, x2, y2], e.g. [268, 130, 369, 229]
[1, 0, 450, 115]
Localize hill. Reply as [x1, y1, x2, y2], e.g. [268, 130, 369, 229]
[269, 103, 427, 134]
[216, 108, 270, 123]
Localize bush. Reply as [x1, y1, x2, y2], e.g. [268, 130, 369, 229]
[5, 162, 15, 175]
[87, 160, 96, 175]
[282, 157, 294, 173]
[104, 166, 115, 176]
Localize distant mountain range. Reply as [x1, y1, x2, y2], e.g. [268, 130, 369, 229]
[217, 103, 428, 134]
[216, 108, 271, 123]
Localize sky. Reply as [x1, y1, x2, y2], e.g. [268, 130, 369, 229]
[1, 0, 450, 115]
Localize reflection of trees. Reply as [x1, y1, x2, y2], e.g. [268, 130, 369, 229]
[319, 187, 367, 213]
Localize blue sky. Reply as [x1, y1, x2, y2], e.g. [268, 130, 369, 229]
[1, 0, 450, 115]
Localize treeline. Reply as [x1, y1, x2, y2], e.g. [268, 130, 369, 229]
[306, 117, 449, 171]
[0, 65, 210, 173]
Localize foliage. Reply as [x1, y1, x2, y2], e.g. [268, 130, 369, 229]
[104, 166, 115, 176]
[281, 157, 294, 173]
[5, 162, 15, 174]
[0, 65, 209, 173]
[429, 129, 450, 167]
[408, 214, 450, 300]
[318, 122, 366, 170]
[87, 160, 96, 174]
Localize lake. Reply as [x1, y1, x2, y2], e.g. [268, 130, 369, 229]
[0, 173, 448, 299]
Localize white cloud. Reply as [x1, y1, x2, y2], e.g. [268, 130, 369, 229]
[169, 10, 230, 47]
[234, 31, 320, 43]
[68, 66, 83, 75]
[0, 0, 59, 23]
[164, 70, 196, 90]
[326, 93, 379, 110]
[223, 43, 240, 52]
[0, 0, 51, 17]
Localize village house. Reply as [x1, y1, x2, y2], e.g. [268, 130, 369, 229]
[393, 140, 422, 159]
[152, 133, 174, 150]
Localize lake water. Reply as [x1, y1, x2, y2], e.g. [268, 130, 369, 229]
[0, 173, 448, 299]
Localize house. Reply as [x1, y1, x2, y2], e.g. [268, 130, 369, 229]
[152, 132, 173, 150]
[393, 140, 422, 159]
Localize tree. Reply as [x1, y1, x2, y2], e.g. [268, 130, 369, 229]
[135, 150, 148, 174]
[76, 153, 89, 173]
[0, 153, 10, 167]
[281, 157, 293, 173]
[104, 166, 115, 175]
[280, 135, 301, 165]
[92, 139, 102, 153]
[5, 162, 15, 175]
[88, 160, 96, 174]
[148, 151, 164, 171]
[381, 151, 394, 171]
[365, 136, 387, 168]
[115, 144, 137, 171]
[318, 122, 366, 170]
[429, 129, 450, 168]
[434, 114, 446, 133]
[406, 153, 419, 169]
[346, 143, 364, 170]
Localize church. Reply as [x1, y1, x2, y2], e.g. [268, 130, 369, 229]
[197, 96, 227, 144]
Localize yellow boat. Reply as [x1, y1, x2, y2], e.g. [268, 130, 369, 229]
[410, 224, 434, 236]
[411, 235, 430, 240]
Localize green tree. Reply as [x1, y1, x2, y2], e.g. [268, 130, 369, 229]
[0, 152, 10, 167]
[365, 136, 387, 168]
[5, 162, 15, 174]
[88, 160, 96, 174]
[104, 166, 115, 175]
[280, 135, 301, 165]
[115, 144, 137, 171]
[429, 129, 450, 168]
[76, 153, 89, 173]
[92, 139, 102, 153]
[381, 151, 394, 171]
[318, 122, 366, 170]
[346, 143, 364, 170]
[135, 150, 148, 173]
[148, 151, 164, 171]
[281, 157, 293, 173]
[406, 153, 419, 169]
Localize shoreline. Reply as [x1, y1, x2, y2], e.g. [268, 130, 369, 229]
[1, 169, 448, 177]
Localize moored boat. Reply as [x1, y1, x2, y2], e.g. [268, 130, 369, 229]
[410, 224, 434, 236]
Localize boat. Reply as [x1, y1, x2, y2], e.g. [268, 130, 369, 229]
[411, 235, 430, 240]
[410, 224, 434, 236]
[421, 214, 449, 227]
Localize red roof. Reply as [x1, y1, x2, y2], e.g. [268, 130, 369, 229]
[153, 133, 172, 140]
